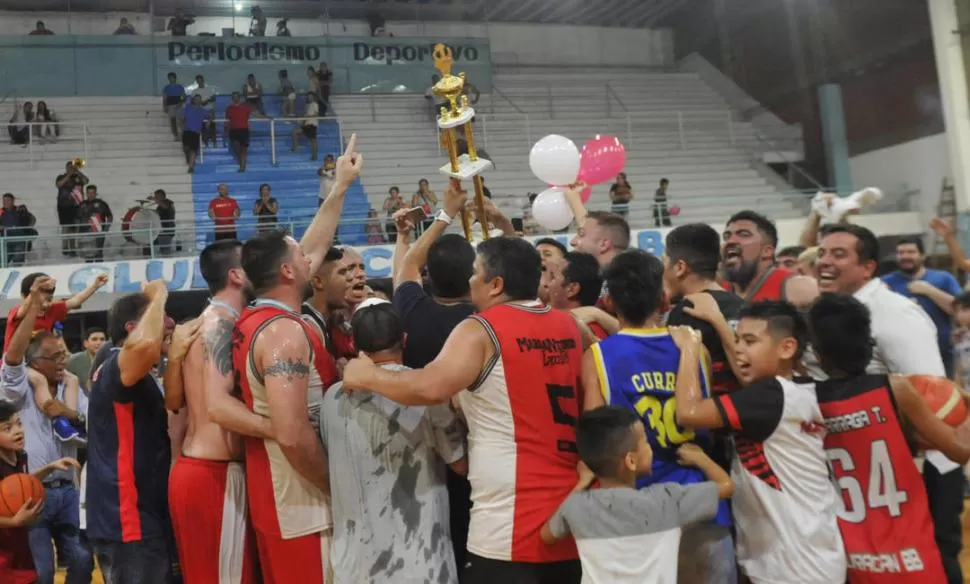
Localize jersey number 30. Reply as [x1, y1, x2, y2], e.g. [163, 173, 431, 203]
[634, 395, 695, 449]
[827, 440, 909, 523]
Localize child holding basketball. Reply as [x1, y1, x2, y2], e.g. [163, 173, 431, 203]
[0, 401, 79, 584]
[809, 293, 970, 583]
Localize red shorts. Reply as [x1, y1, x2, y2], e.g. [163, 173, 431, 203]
[169, 457, 259, 584]
[254, 529, 332, 584]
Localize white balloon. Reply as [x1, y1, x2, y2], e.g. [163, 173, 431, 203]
[529, 134, 580, 186]
[531, 188, 574, 231]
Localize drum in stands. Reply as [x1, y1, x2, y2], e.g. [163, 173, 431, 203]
[122, 206, 161, 245]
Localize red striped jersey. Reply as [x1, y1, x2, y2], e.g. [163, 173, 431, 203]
[723, 267, 791, 302]
[232, 304, 335, 538]
[816, 374, 946, 583]
[457, 302, 583, 563]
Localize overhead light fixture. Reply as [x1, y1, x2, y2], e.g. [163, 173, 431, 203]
[234, 2, 243, 11]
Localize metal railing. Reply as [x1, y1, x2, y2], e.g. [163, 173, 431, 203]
[0, 215, 379, 268]
[196, 115, 344, 166]
[12, 120, 90, 166]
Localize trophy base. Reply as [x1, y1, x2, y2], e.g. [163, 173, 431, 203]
[438, 154, 493, 180]
[437, 106, 476, 129]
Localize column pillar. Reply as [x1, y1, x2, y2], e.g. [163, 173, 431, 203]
[817, 84, 853, 193]
[929, 0, 970, 213]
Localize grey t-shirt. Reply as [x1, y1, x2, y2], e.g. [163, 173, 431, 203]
[548, 482, 720, 584]
[320, 365, 467, 584]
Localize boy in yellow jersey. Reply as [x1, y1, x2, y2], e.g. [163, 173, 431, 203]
[580, 250, 735, 584]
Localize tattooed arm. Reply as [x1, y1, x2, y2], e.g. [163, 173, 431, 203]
[258, 318, 329, 493]
[203, 315, 274, 439]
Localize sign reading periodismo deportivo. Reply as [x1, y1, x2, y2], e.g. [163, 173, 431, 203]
[167, 40, 482, 65]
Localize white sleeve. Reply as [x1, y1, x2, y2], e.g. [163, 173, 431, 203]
[76, 384, 90, 420]
[872, 299, 945, 376]
[0, 360, 29, 407]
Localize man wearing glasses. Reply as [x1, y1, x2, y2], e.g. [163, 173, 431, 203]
[0, 276, 93, 584]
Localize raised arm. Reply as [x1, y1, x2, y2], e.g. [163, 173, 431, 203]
[65, 273, 108, 311]
[203, 314, 274, 438]
[258, 318, 328, 492]
[930, 217, 970, 272]
[301, 133, 362, 275]
[562, 181, 588, 226]
[395, 184, 466, 288]
[6, 279, 49, 366]
[117, 280, 168, 388]
[390, 210, 414, 285]
[163, 317, 202, 412]
[342, 317, 490, 405]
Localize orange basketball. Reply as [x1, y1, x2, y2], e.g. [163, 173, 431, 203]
[908, 375, 969, 427]
[0, 473, 44, 518]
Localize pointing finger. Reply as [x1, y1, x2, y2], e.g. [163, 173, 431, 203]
[343, 133, 357, 157]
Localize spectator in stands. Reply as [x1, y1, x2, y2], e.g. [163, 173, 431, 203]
[412, 179, 438, 231]
[225, 92, 252, 172]
[153, 189, 176, 256]
[0, 193, 35, 266]
[190, 75, 217, 147]
[114, 17, 137, 35]
[242, 74, 266, 116]
[161, 72, 185, 140]
[276, 19, 291, 37]
[67, 327, 106, 394]
[366, 209, 385, 244]
[55, 160, 88, 257]
[182, 94, 209, 173]
[76, 185, 113, 263]
[253, 183, 279, 232]
[167, 8, 195, 36]
[208, 184, 240, 241]
[33, 101, 57, 143]
[654, 177, 671, 227]
[316, 63, 333, 115]
[248, 5, 267, 36]
[8, 101, 33, 146]
[279, 70, 296, 117]
[776, 245, 806, 271]
[609, 173, 633, 219]
[318, 154, 336, 207]
[291, 91, 319, 160]
[306, 66, 320, 101]
[383, 187, 407, 243]
[29, 21, 54, 35]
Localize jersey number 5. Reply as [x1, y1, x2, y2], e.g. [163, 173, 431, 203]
[827, 440, 909, 523]
[546, 384, 578, 454]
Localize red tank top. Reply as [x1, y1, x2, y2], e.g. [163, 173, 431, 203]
[816, 374, 945, 583]
[232, 303, 337, 536]
[722, 267, 791, 302]
[466, 303, 583, 562]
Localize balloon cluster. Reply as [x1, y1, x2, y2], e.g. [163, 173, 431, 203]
[528, 134, 627, 231]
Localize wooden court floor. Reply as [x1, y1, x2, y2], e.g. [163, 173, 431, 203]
[49, 511, 970, 583]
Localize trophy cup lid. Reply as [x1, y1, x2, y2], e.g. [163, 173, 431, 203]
[431, 43, 465, 104]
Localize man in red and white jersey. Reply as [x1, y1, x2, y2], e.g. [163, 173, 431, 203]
[302, 247, 364, 374]
[808, 293, 970, 583]
[721, 211, 792, 302]
[229, 135, 360, 584]
[165, 239, 270, 584]
[671, 301, 846, 584]
[343, 235, 590, 584]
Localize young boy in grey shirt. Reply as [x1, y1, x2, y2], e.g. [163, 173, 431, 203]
[541, 406, 734, 584]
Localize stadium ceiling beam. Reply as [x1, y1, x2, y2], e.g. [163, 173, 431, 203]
[576, 0, 632, 27]
[502, 0, 553, 23]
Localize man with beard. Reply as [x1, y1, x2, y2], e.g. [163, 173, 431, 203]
[816, 224, 966, 584]
[882, 237, 961, 374]
[164, 240, 270, 584]
[230, 134, 360, 584]
[560, 182, 630, 270]
[721, 211, 792, 302]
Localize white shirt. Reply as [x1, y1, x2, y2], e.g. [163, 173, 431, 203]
[303, 100, 319, 127]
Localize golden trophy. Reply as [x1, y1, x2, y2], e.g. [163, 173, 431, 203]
[432, 43, 492, 241]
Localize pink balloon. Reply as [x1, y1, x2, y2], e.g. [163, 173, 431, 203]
[579, 135, 627, 185]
